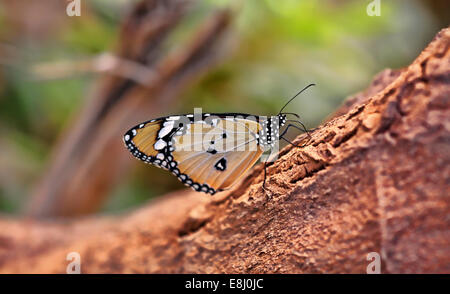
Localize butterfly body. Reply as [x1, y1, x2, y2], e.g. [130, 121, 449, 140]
[124, 113, 287, 195]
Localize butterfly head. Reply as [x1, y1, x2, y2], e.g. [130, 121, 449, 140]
[278, 114, 287, 127]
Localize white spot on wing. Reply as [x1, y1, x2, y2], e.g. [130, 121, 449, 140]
[158, 125, 173, 138]
[154, 139, 167, 150]
[164, 120, 175, 127]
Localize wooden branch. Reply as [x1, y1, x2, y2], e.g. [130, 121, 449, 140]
[1, 27, 449, 274]
[28, 0, 231, 217]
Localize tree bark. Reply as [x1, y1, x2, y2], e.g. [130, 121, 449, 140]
[0, 27, 449, 274]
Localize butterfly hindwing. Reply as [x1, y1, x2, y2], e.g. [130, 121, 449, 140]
[171, 116, 264, 193]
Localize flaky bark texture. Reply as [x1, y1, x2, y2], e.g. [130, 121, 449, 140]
[1, 28, 449, 274]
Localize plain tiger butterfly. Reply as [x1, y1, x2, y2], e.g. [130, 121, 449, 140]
[123, 84, 315, 195]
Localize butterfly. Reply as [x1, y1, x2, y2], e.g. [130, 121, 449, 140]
[123, 84, 315, 195]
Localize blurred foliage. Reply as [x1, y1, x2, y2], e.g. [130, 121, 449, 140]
[0, 0, 441, 214]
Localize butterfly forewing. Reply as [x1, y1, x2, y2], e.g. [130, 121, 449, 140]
[128, 120, 163, 157]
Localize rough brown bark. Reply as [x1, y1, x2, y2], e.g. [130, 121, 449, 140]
[0, 28, 449, 274]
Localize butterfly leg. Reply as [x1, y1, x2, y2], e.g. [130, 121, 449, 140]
[284, 120, 313, 138]
[280, 121, 317, 147]
[263, 160, 268, 189]
[280, 136, 310, 148]
[261, 163, 273, 199]
[280, 123, 304, 138]
[261, 155, 274, 199]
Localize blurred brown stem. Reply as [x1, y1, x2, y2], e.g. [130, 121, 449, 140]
[30, 53, 158, 84]
[28, 0, 232, 217]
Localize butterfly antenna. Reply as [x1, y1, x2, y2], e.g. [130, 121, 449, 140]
[278, 83, 316, 115]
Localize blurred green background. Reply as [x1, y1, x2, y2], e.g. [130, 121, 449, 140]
[0, 0, 445, 214]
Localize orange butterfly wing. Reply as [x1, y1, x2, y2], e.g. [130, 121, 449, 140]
[124, 115, 264, 194]
[171, 117, 263, 192]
